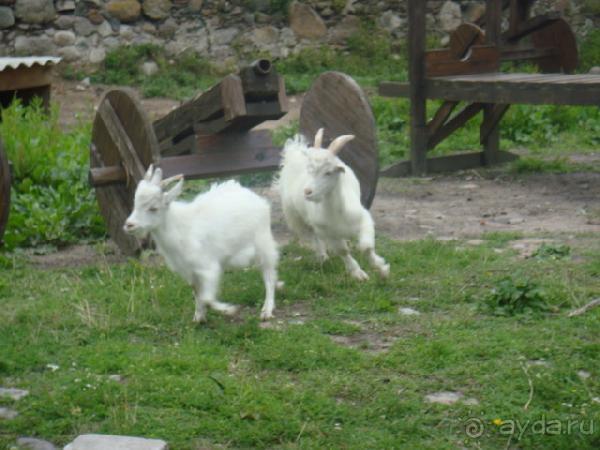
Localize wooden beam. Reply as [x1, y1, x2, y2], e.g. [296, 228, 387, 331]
[0, 65, 52, 91]
[408, 0, 427, 174]
[480, 103, 510, 144]
[159, 130, 281, 179]
[379, 82, 410, 98]
[426, 101, 458, 136]
[504, 13, 560, 41]
[427, 103, 484, 151]
[381, 150, 519, 177]
[426, 46, 500, 77]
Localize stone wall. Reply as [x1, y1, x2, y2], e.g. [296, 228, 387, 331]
[0, 1, 596, 68]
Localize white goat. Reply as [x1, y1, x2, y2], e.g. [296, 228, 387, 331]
[276, 128, 389, 280]
[124, 165, 279, 322]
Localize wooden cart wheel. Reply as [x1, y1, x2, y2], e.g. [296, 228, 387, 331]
[91, 89, 160, 255]
[531, 18, 578, 73]
[0, 138, 10, 245]
[449, 23, 485, 59]
[300, 72, 379, 209]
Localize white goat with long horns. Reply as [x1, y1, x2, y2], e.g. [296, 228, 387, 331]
[124, 166, 280, 322]
[276, 128, 389, 280]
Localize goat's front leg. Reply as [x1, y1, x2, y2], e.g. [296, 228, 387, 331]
[194, 266, 237, 321]
[312, 236, 329, 263]
[192, 281, 208, 323]
[329, 239, 368, 281]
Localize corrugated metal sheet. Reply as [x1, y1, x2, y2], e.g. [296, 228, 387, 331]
[0, 56, 61, 72]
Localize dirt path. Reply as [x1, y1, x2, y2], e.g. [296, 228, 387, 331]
[37, 77, 599, 267]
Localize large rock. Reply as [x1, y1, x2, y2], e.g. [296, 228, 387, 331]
[328, 14, 361, 44]
[106, 0, 141, 22]
[54, 14, 76, 29]
[251, 25, 278, 46]
[289, 1, 326, 40]
[53, 29, 76, 46]
[63, 434, 168, 450]
[97, 20, 113, 37]
[378, 10, 404, 34]
[73, 16, 94, 35]
[211, 26, 238, 45]
[0, 6, 15, 29]
[89, 46, 106, 63]
[143, 0, 171, 19]
[14, 34, 55, 54]
[16, 437, 57, 450]
[439, 1, 462, 32]
[15, 0, 56, 24]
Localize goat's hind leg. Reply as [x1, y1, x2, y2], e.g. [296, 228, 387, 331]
[255, 231, 279, 320]
[358, 212, 390, 278]
[329, 239, 368, 281]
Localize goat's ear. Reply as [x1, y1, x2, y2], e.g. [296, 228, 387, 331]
[161, 174, 184, 188]
[328, 134, 355, 155]
[314, 128, 324, 148]
[163, 178, 183, 203]
[144, 164, 154, 181]
[150, 167, 163, 185]
[334, 165, 345, 174]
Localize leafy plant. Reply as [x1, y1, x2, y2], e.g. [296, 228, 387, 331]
[0, 100, 105, 249]
[480, 277, 551, 316]
[532, 243, 571, 260]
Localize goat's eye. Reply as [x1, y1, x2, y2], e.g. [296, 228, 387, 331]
[148, 206, 159, 213]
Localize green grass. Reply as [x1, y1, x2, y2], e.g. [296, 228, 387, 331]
[0, 238, 598, 449]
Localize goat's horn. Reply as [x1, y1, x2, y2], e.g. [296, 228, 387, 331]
[144, 164, 154, 181]
[314, 128, 324, 148]
[160, 174, 184, 187]
[328, 135, 355, 155]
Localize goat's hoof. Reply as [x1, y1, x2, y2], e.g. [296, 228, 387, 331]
[260, 310, 274, 321]
[351, 269, 369, 281]
[276, 281, 285, 290]
[378, 264, 391, 278]
[193, 312, 207, 323]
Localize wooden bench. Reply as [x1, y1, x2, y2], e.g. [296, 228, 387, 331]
[379, 0, 600, 176]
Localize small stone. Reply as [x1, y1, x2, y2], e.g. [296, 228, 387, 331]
[328, 14, 360, 44]
[55, 0, 75, 12]
[108, 374, 122, 382]
[0, 6, 15, 28]
[73, 16, 94, 36]
[106, 0, 141, 23]
[80, 77, 90, 87]
[425, 391, 462, 405]
[592, 397, 600, 404]
[0, 406, 18, 419]
[141, 60, 159, 76]
[460, 183, 479, 189]
[466, 239, 485, 246]
[63, 434, 168, 450]
[0, 387, 29, 400]
[378, 10, 404, 33]
[89, 47, 106, 63]
[97, 20, 113, 37]
[589, 66, 600, 75]
[187, 0, 202, 12]
[142, 0, 172, 20]
[462, 397, 479, 406]
[57, 45, 81, 62]
[87, 9, 104, 25]
[211, 27, 238, 45]
[16, 437, 57, 450]
[14, 35, 55, 55]
[527, 359, 551, 367]
[157, 17, 176, 37]
[54, 15, 76, 29]
[398, 307, 420, 316]
[46, 363, 59, 371]
[53, 29, 75, 46]
[508, 217, 525, 225]
[439, 0, 461, 32]
[577, 370, 591, 380]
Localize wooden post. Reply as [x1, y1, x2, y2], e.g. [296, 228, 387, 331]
[482, 0, 503, 165]
[408, 0, 427, 175]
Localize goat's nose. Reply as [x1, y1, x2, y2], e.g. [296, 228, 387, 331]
[304, 188, 313, 196]
[123, 221, 134, 231]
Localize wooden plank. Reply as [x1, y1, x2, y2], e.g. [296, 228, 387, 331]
[408, 0, 427, 175]
[427, 101, 458, 135]
[0, 65, 52, 91]
[449, 23, 484, 59]
[381, 150, 519, 177]
[97, 99, 146, 183]
[505, 12, 559, 41]
[158, 130, 281, 179]
[89, 165, 127, 187]
[152, 74, 245, 143]
[531, 18, 578, 73]
[500, 46, 557, 62]
[480, 103, 510, 144]
[427, 103, 484, 151]
[426, 46, 500, 77]
[486, 0, 503, 45]
[378, 81, 410, 98]
[425, 76, 600, 105]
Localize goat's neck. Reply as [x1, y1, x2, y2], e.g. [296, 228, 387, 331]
[148, 209, 176, 253]
[321, 179, 348, 215]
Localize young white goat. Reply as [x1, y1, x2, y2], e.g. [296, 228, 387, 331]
[124, 166, 280, 322]
[276, 128, 389, 280]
